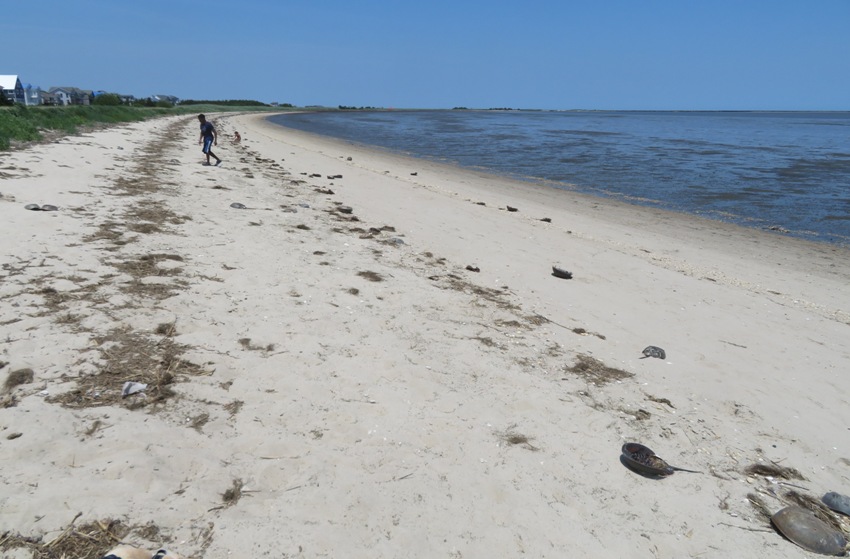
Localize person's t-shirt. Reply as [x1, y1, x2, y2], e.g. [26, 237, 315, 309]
[200, 122, 215, 139]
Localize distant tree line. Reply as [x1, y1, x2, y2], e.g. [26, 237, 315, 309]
[90, 95, 173, 107]
[180, 99, 269, 107]
[92, 94, 122, 106]
[338, 105, 380, 110]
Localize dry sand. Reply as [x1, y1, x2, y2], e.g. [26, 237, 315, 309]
[0, 112, 849, 558]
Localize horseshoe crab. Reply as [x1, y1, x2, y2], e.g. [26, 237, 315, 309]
[621, 442, 701, 477]
[823, 492, 850, 517]
[641, 346, 666, 359]
[771, 505, 847, 556]
[24, 204, 58, 211]
[230, 202, 247, 209]
[551, 266, 573, 280]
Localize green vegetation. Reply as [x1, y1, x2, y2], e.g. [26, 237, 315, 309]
[0, 105, 167, 149]
[0, 103, 288, 150]
[129, 98, 174, 108]
[92, 93, 122, 106]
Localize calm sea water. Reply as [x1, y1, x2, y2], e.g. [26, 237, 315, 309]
[268, 110, 850, 246]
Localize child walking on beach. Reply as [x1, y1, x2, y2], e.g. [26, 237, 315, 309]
[197, 114, 222, 166]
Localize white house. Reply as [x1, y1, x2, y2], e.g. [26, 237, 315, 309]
[0, 75, 25, 104]
[22, 83, 42, 106]
[48, 87, 91, 106]
[151, 94, 179, 105]
[49, 87, 73, 105]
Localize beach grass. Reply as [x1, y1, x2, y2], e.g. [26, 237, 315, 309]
[0, 104, 286, 150]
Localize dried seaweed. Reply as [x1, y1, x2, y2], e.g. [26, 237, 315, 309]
[565, 354, 633, 386]
[48, 326, 205, 409]
[0, 516, 131, 559]
[222, 479, 244, 507]
[4, 368, 34, 391]
[745, 463, 806, 481]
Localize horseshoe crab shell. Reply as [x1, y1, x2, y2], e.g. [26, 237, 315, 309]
[24, 204, 41, 211]
[771, 506, 847, 556]
[642, 345, 666, 359]
[551, 266, 573, 280]
[230, 202, 247, 209]
[823, 492, 850, 517]
[621, 442, 675, 476]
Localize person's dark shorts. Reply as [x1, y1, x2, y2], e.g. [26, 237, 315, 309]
[203, 137, 213, 153]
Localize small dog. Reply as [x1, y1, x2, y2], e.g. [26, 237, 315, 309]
[102, 545, 184, 559]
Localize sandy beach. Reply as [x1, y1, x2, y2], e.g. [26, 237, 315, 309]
[1, 112, 849, 558]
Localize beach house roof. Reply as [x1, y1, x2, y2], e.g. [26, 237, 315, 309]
[0, 75, 21, 89]
[151, 94, 179, 104]
[49, 86, 85, 94]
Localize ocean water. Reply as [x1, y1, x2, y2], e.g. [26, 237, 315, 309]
[268, 110, 850, 246]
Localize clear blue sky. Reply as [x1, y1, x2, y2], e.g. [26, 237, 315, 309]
[4, 0, 849, 110]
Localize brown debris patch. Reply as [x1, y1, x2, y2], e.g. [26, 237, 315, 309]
[111, 253, 188, 301]
[435, 276, 518, 311]
[84, 419, 104, 437]
[4, 368, 34, 391]
[113, 253, 184, 278]
[189, 412, 210, 432]
[121, 278, 188, 301]
[499, 430, 540, 451]
[125, 200, 190, 227]
[238, 338, 276, 352]
[83, 221, 129, 245]
[126, 222, 162, 235]
[55, 312, 82, 326]
[155, 321, 177, 337]
[494, 319, 531, 333]
[132, 522, 163, 543]
[221, 479, 245, 507]
[647, 395, 675, 409]
[0, 516, 164, 559]
[622, 408, 651, 420]
[569, 327, 605, 340]
[357, 271, 385, 282]
[48, 326, 205, 409]
[747, 492, 774, 523]
[37, 286, 70, 310]
[744, 463, 806, 481]
[524, 314, 549, 326]
[224, 399, 244, 418]
[565, 354, 633, 386]
[471, 336, 501, 349]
